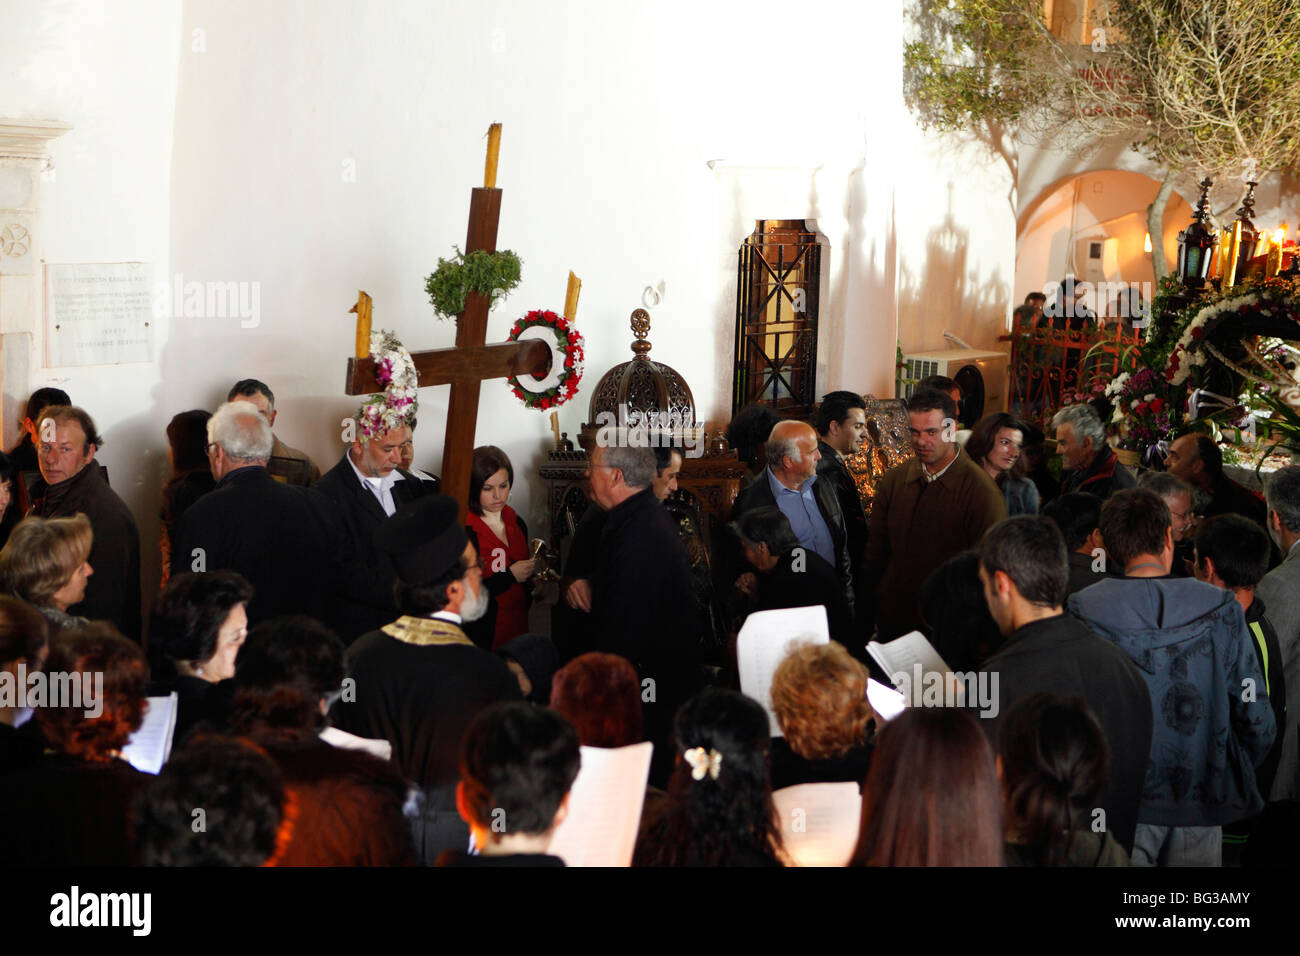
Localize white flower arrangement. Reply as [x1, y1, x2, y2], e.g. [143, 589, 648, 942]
[358, 329, 419, 439]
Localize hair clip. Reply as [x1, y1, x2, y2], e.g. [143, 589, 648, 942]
[683, 746, 722, 781]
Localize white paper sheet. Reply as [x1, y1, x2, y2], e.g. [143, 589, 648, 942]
[121, 693, 178, 775]
[319, 725, 393, 761]
[548, 742, 654, 867]
[773, 782, 863, 867]
[737, 605, 830, 737]
[866, 678, 907, 722]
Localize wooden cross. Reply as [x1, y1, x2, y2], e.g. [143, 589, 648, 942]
[344, 124, 550, 519]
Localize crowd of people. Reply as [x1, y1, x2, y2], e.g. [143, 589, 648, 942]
[0, 373, 1294, 868]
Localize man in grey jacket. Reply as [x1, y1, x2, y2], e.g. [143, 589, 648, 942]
[1258, 465, 1300, 803]
[1069, 489, 1276, 866]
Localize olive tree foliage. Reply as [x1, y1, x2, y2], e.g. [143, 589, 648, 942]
[904, 0, 1300, 279]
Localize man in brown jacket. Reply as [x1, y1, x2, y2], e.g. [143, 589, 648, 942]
[863, 389, 1006, 640]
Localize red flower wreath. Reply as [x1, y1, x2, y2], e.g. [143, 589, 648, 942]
[505, 309, 585, 410]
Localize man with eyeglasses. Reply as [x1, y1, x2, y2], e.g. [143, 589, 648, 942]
[315, 406, 440, 639]
[1138, 472, 1198, 576]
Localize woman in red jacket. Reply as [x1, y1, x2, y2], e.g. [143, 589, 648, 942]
[465, 446, 535, 650]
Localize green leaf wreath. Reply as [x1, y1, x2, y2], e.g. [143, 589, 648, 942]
[425, 246, 523, 320]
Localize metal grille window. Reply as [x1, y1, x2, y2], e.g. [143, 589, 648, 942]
[732, 220, 823, 417]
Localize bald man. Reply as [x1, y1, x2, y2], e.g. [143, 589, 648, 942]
[730, 419, 855, 624]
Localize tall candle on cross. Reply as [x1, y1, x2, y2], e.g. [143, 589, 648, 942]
[484, 123, 502, 189]
[553, 271, 582, 443]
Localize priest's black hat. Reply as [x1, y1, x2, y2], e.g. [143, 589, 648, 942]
[374, 494, 469, 587]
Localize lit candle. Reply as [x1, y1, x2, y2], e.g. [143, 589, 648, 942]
[350, 290, 373, 359]
[564, 270, 582, 321]
[1144, 232, 1152, 253]
[1225, 221, 1244, 287]
[484, 123, 502, 189]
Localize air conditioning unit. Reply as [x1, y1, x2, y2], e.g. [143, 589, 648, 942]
[897, 348, 1010, 423]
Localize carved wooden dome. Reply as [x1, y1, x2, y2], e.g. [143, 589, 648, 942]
[579, 309, 697, 451]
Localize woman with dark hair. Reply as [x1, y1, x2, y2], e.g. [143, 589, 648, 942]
[966, 412, 1038, 516]
[0, 624, 151, 865]
[228, 615, 417, 866]
[147, 571, 253, 741]
[465, 444, 535, 650]
[725, 404, 783, 487]
[0, 513, 94, 635]
[0, 596, 50, 774]
[633, 688, 785, 866]
[136, 734, 292, 866]
[920, 550, 1004, 671]
[850, 707, 1003, 866]
[160, 410, 216, 584]
[1000, 692, 1129, 866]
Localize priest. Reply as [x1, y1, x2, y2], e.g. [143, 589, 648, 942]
[313, 400, 439, 641]
[331, 495, 521, 864]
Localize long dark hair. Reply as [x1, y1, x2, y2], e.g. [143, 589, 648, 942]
[850, 707, 1003, 866]
[965, 412, 1030, 483]
[633, 688, 784, 866]
[469, 445, 514, 516]
[998, 692, 1110, 867]
[167, 410, 213, 476]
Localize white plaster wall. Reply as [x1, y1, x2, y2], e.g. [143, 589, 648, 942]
[0, 0, 181, 600]
[167, 0, 1002, 536]
[1, 0, 1021, 568]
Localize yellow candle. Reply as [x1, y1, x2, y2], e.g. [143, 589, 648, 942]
[564, 271, 582, 321]
[350, 290, 372, 359]
[1225, 221, 1244, 287]
[484, 123, 502, 189]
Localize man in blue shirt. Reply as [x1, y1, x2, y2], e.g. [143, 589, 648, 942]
[731, 419, 854, 625]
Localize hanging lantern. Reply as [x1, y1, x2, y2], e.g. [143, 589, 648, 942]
[1177, 178, 1218, 290]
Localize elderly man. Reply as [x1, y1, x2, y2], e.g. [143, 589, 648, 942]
[1258, 465, 1300, 803]
[333, 494, 521, 864]
[581, 437, 701, 784]
[863, 389, 1005, 641]
[1069, 489, 1276, 866]
[1167, 432, 1266, 526]
[171, 401, 344, 627]
[1052, 403, 1135, 500]
[315, 406, 439, 640]
[227, 378, 320, 485]
[28, 405, 141, 639]
[731, 419, 854, 618]
[814, 391, 869, 575]
[1138, 472, 1197, 576]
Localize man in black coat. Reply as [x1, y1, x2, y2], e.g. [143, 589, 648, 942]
[313, 419, 438, 642]
[332, 495, 521, 864]
[976, 515, 1153, 854]
[815, 390, 869, 580]
[730, 419, 855, 620]
[29, 406, 141, 639]
[580, 439, 702, 784]
[170, 401, 345, 629]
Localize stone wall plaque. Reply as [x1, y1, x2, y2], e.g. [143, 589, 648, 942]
[44, 262, 155, 366]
